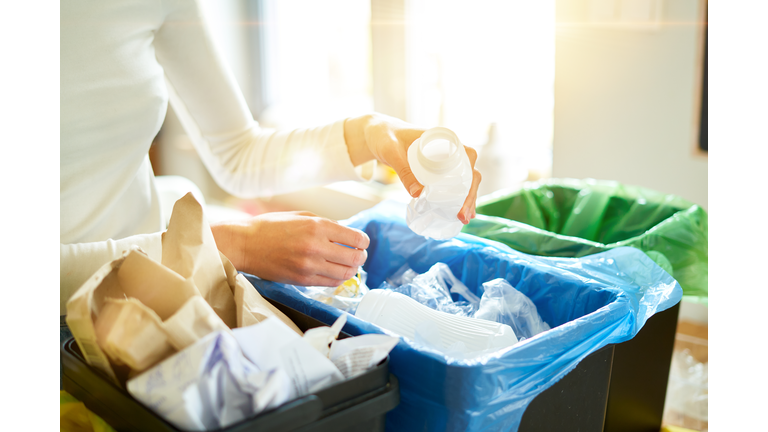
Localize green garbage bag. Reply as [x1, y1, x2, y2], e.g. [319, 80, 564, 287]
[463, 178, 707, 302]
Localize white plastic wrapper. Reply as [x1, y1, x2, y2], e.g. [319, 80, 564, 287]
[300, 269, 369, 314]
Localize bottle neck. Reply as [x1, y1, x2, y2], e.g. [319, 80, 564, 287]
[416, 128, 463, 175]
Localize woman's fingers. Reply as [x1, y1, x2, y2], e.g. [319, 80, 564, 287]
[387, 151, 423, 198]
[323, 221, 370, 250]
[312, 221, 369, 284]
[459, 168, 483, 224]
[465, 145, 478, 166]
[324, 242, 368, 267]
[455, 145, 482, 224]
[303, 274, 348, 288]
[316, 259, 360, 283]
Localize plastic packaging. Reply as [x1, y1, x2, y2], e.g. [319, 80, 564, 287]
[663, 348, 708, 430]
[464, 178, 708, 301]
[244, 200, 683, 432]
[355, 289, 518, 358]
[406, 127, 473, 239]
[381, 263, 476, 317]
[299, 269, 369, 314]
[474, 278, 551, 340]
[380, 263, 548, 341]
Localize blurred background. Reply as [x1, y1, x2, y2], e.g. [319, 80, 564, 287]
[151, 0, 707, 220]
[150, 1, 708, 429]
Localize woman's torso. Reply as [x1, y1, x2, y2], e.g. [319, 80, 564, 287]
[61, 0, 167, 244]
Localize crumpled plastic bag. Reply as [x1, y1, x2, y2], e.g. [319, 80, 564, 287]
[381, 263, 476, 317]
[474, 279, 550, 340]
[380, 263, 549, 341]
[663, 348, 708, 428]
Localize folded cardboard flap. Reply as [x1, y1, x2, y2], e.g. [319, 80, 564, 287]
[66, 193, 303, 385]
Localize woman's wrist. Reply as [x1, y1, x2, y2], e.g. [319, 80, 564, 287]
[344, 114, 377, 166]
[210, 220, 250, 271]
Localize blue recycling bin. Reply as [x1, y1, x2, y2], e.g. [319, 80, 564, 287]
[244, 201, 681, 432]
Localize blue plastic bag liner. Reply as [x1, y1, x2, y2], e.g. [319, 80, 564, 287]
[243, 200, 682, 432]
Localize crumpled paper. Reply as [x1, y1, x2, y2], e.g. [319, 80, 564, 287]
[127, 330, 290, 431]
[128, 315, 398, 431]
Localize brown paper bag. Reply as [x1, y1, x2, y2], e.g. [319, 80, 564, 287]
[162, 194, 237, 328]
[163, 296, 231, 351]
[117, 250, 197, 321]
[94, 297, 175, 372]
[66, 193, 302, 385]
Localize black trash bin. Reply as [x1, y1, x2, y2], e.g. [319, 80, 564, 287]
[464, 178, 701, 432]
[61, 297, 400, 432]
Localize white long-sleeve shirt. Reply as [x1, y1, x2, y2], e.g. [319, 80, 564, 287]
[60, 0, 361, 314]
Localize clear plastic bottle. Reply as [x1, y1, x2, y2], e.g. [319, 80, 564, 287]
[406, 127, 473, 239]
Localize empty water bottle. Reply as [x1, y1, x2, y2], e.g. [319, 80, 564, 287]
[406, 127, 473, 239]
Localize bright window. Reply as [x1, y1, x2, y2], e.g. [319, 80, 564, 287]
[257, 0, 374, 129]
[404, 0, 555, 191]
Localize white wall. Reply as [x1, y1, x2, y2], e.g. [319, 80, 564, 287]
[552, 0, 707, 210]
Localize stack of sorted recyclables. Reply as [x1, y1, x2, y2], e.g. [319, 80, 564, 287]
[245, 200, 682, 432]
[61, 297, 399, 432]
[463, 178, 706, 431]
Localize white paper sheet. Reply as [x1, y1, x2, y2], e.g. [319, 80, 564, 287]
[233, 317, 344, 398]
[127, 330, 290, 431]
[329, 334, 399, 379]
[302, 314, 347, 357]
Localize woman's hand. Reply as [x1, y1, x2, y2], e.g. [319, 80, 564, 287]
[211, 211, 369, 287]
[345, 113, 482, 223]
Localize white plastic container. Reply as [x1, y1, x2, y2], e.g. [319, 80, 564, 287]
[355, 289, 518, 356]
[406, 127, 473, 239]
